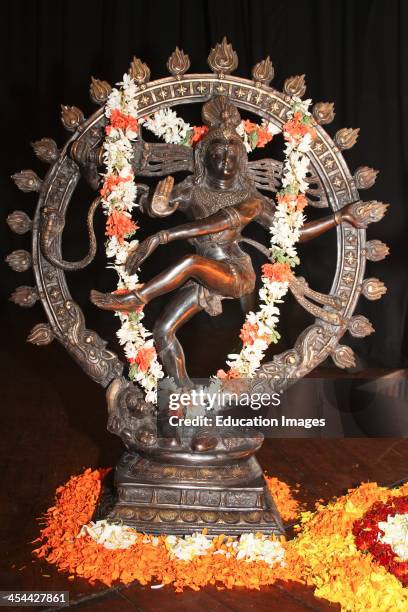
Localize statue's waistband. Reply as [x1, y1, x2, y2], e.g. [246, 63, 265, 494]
[194, 240, 249, 261]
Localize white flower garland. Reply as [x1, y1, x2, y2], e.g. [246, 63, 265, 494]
[139, 108, 192, 145]
[225, 97, 315, 377]
[139, 108, 280, 151]
[102, 74, 316, 398]
[78, 520, 137, 549]
[79, 520, 286, 566]
[165, 532, 285, 565]
[101, 74, 164, 404]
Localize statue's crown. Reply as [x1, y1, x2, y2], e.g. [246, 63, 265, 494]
[202, 96, 241, 133]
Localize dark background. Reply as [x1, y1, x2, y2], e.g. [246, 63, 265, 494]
[1, 0, 407, 399]
[2, 4, 408, 603]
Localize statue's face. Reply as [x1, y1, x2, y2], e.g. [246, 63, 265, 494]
[205, 137, 241, 181]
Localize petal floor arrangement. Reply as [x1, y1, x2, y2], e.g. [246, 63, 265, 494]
[32, 468, 408, 610]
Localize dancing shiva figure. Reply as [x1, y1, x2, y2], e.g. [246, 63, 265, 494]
[91, 96, 363, 388]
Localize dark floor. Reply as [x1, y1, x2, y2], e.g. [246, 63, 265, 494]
[1, 309, 408, 610]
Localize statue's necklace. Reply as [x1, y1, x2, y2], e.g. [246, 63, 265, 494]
[192, 184, 252, 217]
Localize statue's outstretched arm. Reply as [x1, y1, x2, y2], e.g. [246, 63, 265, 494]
[299, 202, 365, 242]
[125, 198, 263, 273]
[299, 215, 339, 243]
[254, 197, 365, 242]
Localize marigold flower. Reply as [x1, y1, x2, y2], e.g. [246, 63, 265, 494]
[108, 108, 138, 134]
[277, 193, 308, 213]
[105, 211, 138, 244]
[33, 467, 408, 605]
[256, 128, 273, 148]
[191, 125, 208, 144]
[265, 476, 301, 522]
[130, 346, 156, 373]
[100, 174, 132, 199]
[33, 468, 303, 591]
[261, 262, 292, 283]
[242, 119, 258, 134]
[283, 113, 317, 143]
[239, 321, 260, 346]
[216, 368, 241, 380]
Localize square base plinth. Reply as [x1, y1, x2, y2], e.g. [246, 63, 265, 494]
[94, 453, 285, 536]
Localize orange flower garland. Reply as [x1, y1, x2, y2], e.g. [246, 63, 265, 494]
[100, 174, 133, 199]
[283, 110, 317, 145]
[191, 125, 209, 144]
[105, 210, 138, 244]
[140, 110, 275, 151]
[128, 345, 157, 373]
[241, 119, 274, 149]
[261, 262, 293, 283]
[101, 74, 164, 402]
[105, 109, 138, 135]
[239, 321, 262, 346]
[225, 97, 316, 378]
[276, 192, 308, 213]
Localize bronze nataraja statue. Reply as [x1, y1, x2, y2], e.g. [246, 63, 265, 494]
[9, 39, 388, 535]
[90, 96, 363, 388]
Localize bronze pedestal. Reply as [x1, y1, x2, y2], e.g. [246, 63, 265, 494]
[96, 451, 284, 536]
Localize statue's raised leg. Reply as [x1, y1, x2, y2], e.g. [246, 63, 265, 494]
[90, 253, 239, 311]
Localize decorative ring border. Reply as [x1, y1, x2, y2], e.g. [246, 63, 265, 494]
[31, 73, 366, 390]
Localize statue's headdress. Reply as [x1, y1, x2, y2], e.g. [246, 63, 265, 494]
[193, 95, 251, 188]
[201, 95, 242, 141]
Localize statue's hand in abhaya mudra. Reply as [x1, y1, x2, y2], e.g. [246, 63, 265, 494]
[149, 175, 178, 217]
